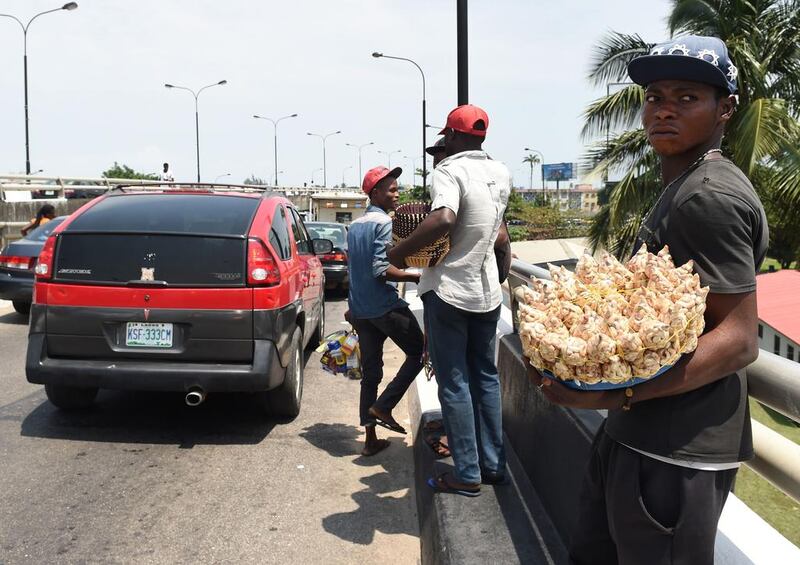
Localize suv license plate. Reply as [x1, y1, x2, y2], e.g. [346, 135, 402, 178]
[126, 322, 174, 348]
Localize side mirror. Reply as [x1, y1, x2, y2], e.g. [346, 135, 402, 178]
[312, 238, 334, 255]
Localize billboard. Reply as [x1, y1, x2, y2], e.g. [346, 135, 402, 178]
[542, 162, 575, 181]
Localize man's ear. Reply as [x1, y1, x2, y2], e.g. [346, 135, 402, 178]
[719, 95, 736, 123]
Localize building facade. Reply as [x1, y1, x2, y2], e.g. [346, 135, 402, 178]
[756, 270, 800, 363]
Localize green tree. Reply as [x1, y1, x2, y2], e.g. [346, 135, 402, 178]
[522, 153, 541, 192]
[101, 162, 158, 180]
[243, 175, 268, 185]
[583, 0, 800, 259]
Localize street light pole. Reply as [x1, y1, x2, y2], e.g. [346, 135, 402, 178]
[524, 147, 546, 203]
[1, 3, 78, 175]
[342, 165, 353, 188]
[345, 141, 374, 186]
[214, 173, 231, 183]
[307, 131, 341, 188]
[372, 52, 427, 188]
[378, 149, 402, 169]
[165, 80, 227, 182]
[404, 156, 418, 186]
[254, 113, 297, 186]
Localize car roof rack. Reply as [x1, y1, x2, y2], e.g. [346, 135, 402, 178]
[107, 182, 284, 199]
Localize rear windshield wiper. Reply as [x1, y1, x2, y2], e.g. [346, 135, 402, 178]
[126, 279, 169, 286]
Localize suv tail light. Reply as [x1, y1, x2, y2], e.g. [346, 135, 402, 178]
[34, 236, 56, 279]
[247, 238, 280, 286]
[0, 255, 36, 270]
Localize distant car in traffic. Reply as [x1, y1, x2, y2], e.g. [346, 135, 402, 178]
[304, 222, 349, 291]
[0, 216, 66, 314]
[25, 186, 333, 417]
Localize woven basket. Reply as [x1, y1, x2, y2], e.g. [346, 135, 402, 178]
[392, 202, 451, 268]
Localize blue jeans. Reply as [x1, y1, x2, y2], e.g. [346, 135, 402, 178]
[422, 292, 505, 484]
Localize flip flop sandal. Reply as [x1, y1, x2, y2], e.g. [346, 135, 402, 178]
[425, 437, 451, 459]
[427, 473, 481, 497]
[372, 416, 407, 435]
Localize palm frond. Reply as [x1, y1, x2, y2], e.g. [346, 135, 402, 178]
[580, 129, 652, 181]
[728, 97, 798, 175]
[669, 0, 725, 36]
[587, 32, 651, 87]
[580, 85, 645, 141]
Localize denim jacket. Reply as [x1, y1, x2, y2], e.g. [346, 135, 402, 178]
[346, 205, 408, 319]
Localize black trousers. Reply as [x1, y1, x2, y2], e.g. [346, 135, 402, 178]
[570, 424, 737, 565]
[351, 307, 424, 427]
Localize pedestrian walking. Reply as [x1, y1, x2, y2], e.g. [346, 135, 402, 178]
[20, 204, 56, 236]
[347, 166, 425, 457]
[528, 36, 768, 565]
[388, 104, 512, 496]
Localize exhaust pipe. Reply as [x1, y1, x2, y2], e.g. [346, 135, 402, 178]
[185, 387, 206, 407]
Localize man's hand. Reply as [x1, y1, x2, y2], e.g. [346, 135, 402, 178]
[525, 359, 622, 410]
[408, 271, 421, 285]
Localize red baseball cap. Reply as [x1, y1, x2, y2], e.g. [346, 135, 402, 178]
[439, 104, 489, 137]
[362, 166, 402, 195]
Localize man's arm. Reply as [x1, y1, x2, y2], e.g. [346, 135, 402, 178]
[528, 290, 760, 410]
[384, 265, 421, 284]
[387, 209, 456, 268]
[495, 221, 511, 281]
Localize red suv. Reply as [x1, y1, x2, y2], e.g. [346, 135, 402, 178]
[25, 186, 331, 418]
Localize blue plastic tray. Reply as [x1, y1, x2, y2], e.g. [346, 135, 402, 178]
[539, 362, 675, 390]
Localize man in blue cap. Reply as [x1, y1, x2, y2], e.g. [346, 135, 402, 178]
[528, 36, 768, 564]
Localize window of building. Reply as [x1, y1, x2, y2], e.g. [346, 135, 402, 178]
[774, 335, 781, 355]
[758, 324, 763, 339]
[788, 345, 795, 361]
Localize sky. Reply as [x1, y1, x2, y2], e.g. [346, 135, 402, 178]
[0, 0, 674, 189]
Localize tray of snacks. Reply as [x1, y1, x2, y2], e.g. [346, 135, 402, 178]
[391, 202, 450, 268]
[515, 245, 708, 390]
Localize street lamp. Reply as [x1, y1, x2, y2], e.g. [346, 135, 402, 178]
[378, 149, 402, 168]
[214, 173, 231, 183]
[342, 165, 353, 188]
[307, 130, 341, 188]
[311, 167, 323, 187]
[164, 79, 227, 182]
[253, 113, 297, 186]
[345, 141, 374, 185]
[272, 170, 284, 186]
[1, 3, 78, 175]
[524, 147, 546, 202]
[404, 156, 418, 187]
[373, 52, 428, 187]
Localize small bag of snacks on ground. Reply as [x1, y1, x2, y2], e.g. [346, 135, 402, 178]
[515, 245, 708, 390]
[316, 330, 362, 379]
[391, 202, 450, 268]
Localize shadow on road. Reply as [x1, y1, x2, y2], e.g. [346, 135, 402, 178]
[0, 311, 29, 326]
[299, 422, 418, 545]
[18, 389, 285, 447]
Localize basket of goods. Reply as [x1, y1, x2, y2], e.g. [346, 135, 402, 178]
[515, 245, 708, 390]
[391, 202, 450, 268]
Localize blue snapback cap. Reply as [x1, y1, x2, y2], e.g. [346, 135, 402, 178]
[627, 35, 738, 94]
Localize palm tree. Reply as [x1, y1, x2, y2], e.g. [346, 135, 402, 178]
[523, 153, 542, 200]
[583, 0, 800, 258]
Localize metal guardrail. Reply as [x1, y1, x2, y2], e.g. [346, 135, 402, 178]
[0, 174, 335, 201]
[507, 258, 800, 503]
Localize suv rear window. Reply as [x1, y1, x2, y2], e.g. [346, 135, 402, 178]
[67, 194, 259, 235]
[54, 194, 258, 286]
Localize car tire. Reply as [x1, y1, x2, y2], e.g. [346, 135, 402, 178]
[266, 328, 304, 418]
[308, 297, 325, 349]
[45, 384, 98, 410]
[12, 301, 31, 315]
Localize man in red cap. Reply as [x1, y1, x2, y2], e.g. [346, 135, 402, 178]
[388, 105, 512, 496]
[346, 166, 424, 456]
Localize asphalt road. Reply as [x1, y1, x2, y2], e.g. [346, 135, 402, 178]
[0, 296, 419, 564]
